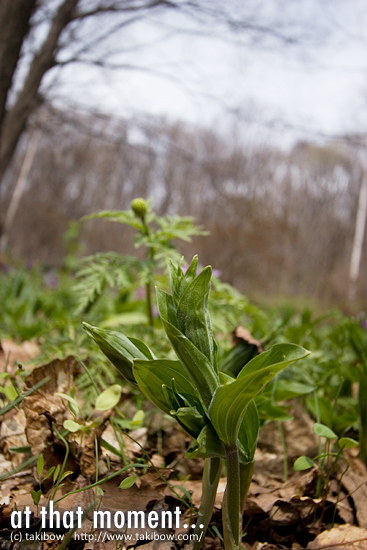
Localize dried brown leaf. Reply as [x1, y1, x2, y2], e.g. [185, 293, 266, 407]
[232, 325, 263, 352]
[307, 524, 367, 549]
[22, 356, 79, 456]
[0, 410, 28, 467]
[341, 453, 367, 529]
[0, 340, 40, 374]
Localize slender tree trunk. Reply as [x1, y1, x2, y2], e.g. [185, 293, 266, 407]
[0, 0, 37, 131]
[348, 168, 367, 302]
[0, 0, 80, 187]
[0, 129, 40, 253]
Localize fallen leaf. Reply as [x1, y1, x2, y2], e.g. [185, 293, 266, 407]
[0, 410, 28, 467]
[0, 340, 40, 374]
[22, 356, 79, 455]
[307, 524, 367, 549]
[341, 453, 367, 529]
[232, 326, 263, 352]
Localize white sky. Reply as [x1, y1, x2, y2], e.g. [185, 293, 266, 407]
[48, 0, 367, 147]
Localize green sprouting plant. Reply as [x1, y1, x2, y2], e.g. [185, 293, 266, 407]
[84, 255, 310, 550]
[345, 321, 367, 464]
[75, 198, 207, 324]
[294, 421, 359, 526]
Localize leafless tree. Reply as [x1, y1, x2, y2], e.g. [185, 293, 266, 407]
[2, 105, 364, 305]
[0, 0, 313, 193]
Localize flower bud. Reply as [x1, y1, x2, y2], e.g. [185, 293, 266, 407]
[131, 198, 148, 219]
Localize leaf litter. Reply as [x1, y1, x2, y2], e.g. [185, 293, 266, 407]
[0, 354, 367, 549]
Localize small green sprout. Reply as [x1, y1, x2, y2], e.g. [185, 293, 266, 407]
[84, 255, 310, 550]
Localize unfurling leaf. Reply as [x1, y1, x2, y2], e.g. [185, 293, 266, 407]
[82, 323, 155, 384]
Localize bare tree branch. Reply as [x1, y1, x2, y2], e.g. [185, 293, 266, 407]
[72, 0, 179, 20]
[0, 0, 80, 184]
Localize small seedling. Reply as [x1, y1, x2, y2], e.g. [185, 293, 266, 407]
[294, 421, 359, 526]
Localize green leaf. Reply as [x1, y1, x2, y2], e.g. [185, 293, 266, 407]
[210, 344, 309, 447]
[100, 438, 123, 458]
[156, 288, 178, 327]
[95, 385, 122, 411]
[270, 380, 316, 401]
[133, 359, 206, 437]
[212, 526, 224, 543]
[58, 470, 75, 483]
[347, 322, 367, 366]
[55, 393, 80, 412]
[37, 455, 44, 479]
[255, 398, 293, 422]
[294, 456, 314, 471]
[176, 266, 216, 367]
[306, 396, 334, 429]
[3, 386, 18, 401]
[313, 423, 338, 439]
[237, 400, 259, 463]
[64, 419, 82, 433]
[0, 376, 50, 417]
[43, 466, 56, 481]
[185, 424, 226, 459]
[237, 343, 311, 380]
[53, 464, 61, 483]
[128, 338, 156, 361]
[169, 256, 198, 304]
[119, 476, 137, 489]
[338, 437, 359, 449]
[101, 312, 148, 327]
[133, 359, 199, 414]
[219, 372, 235, 385]
[174, 485, 193, 504]
[82, 323, 155, 384]
[131, 410, 145, 427]
[31, 489, 42, 505]
[156, 313, 219, 408]
[82, 210, 143, 230]
[173, 406, 207, 438]
[9, 446, 32, 454]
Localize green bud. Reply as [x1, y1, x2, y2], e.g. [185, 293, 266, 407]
[131, 198, 148, 218]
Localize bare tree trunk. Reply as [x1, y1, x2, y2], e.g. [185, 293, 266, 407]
[0, 0, 80, 187]
[0, 0, 37, 131]
[349, 168, 367, 302]
[0, 130, 40, 253]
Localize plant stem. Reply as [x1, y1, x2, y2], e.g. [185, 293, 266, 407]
[146, 281, 154, 327]
[314, 390, 323, 498]
[193, 457, 221, 550]
[359, 370, 367, 463]
[142, 217, 154, 327]
[223, 447, 241, 550]
[239, 461, 254, 513]
[277, 421, 288, 482]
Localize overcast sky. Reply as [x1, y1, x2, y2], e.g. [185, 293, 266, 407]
[49, 0, 367, 147]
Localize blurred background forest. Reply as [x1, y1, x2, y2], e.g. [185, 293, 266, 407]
[1, 0, 367, 309]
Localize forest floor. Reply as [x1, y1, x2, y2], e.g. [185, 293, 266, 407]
[1, 342, 367, 550]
